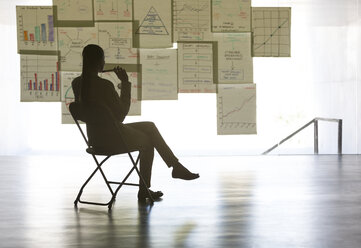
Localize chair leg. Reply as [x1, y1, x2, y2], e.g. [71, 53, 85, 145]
[74, 155, 114, 207]
[74, 152, 155, 209]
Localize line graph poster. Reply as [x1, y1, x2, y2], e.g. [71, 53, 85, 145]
[61, 71, 81, 124]
[214, 33, 253, 84]
[53, 0, 94, 24]
[217, 84, 256, 135]
[252, 7, 291, 57]
[16, 6, 57, 53]
[100, 71, 141, 116]
[211, 0, 251, 32]
[94, 0, 132, 21]
[58, 27, 98, 71]
[173, 0, 212, 41]
[140, 49, 178, 100]
[134, 0, 172, 48]
[20, 55, 60, 102]
[97, 22, 138, 64]
[178, 42, 216, 93]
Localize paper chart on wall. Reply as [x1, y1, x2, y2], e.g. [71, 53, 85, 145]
[173, 0, 212, 41]
[20, 54, 61, 102]
[97, 22, 138, 64]
[214, 33, 253, 84]
[252, 7, 291, 57]
[211, 0, 251, 32]
[61, 71, 81, 124]
[217, 84, 256, 135]
[178, 42, 215, 93]
[99, 71, 141, 116]
[58, 27, 98, 71]
[53, 0, 93, 23]
[140, 49, 178, 100]
[94, 0, 132, 21]
[16, 6, 58, 54]
[133, 0, 172, 48]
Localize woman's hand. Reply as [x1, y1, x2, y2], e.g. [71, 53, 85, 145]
[114, 66, 129, 82]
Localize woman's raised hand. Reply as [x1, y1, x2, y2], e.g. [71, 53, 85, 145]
[114, 66, 129, 82]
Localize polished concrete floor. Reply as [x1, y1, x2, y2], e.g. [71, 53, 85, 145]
[1, 155, 361, 248]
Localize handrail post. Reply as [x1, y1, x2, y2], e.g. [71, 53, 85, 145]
[338, 119, 342, 155]
[314, 119, 319, 154]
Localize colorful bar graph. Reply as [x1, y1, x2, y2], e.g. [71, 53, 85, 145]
[48, 15, 54, 42]
[41, 23, 46, 42]
[21, 54, 61, 102]
[26, 69, 59, 92]
[17, 7, 57, 54]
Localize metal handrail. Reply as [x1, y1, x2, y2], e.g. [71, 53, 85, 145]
[262, 118, 342, 155]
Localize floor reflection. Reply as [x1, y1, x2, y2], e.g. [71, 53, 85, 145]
[136, 201, 152, 248]
[216, 170, 255, 247]
[2, 156, 361, 247]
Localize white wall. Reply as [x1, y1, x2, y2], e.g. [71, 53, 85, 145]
[0, 0, 359, 156]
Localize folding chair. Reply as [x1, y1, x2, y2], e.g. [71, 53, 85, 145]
[69, 102, 154, 210]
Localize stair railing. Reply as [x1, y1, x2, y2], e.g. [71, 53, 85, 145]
[262, 118, 342, 155]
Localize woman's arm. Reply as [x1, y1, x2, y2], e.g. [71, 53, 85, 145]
[113, 66, 132, 121]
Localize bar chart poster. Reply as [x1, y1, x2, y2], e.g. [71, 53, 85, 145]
[16, 6, 57, 54]
[20, 55, 61, 102]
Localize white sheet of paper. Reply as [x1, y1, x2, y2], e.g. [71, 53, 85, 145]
[134, 0, 172, 48]
[97, 22, 138, 64]
[217, 84, 257, 135]
[140, 49, 178, 100]
[61, 71, 81, 124]
[211, 0, 251, 32]
[20, 54, 61, 102]
[99, 71, 141, 116]
[213, 33, 253, 84]
[16, 6, 58, 53]
[252, 7, 291, 57]
[94, 0, 132, 21]
[173, 0, 212, 41]
[53, 0, 93, 22]
[178, 42, 215, 93]
[58, 27, 98, 71]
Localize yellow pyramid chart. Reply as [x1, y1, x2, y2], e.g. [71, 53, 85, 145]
[136, 6, 169, 35]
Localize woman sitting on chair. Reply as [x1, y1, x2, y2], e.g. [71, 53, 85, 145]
[72, 44, 199, 201]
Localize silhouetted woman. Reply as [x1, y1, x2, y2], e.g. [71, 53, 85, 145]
[72, 44, 199, 201]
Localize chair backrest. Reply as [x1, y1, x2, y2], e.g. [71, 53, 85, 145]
[69, 101, 128, 152]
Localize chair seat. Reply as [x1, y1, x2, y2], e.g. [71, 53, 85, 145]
[86, 147, 123, 156]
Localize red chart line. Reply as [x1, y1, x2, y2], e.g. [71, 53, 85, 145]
[222, 94, 255, 118]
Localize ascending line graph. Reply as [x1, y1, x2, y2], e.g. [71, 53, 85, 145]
[217, 84, 256, 135]
[221, 94, 255, 119]
[252, 7, 291, 57]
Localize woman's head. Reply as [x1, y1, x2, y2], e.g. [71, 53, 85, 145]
[80, 44, 104, 103]
[82, 44, 105, 72]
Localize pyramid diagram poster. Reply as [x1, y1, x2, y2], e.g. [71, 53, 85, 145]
[134, 0, 172, 48]
[136, 7, 169, 35]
